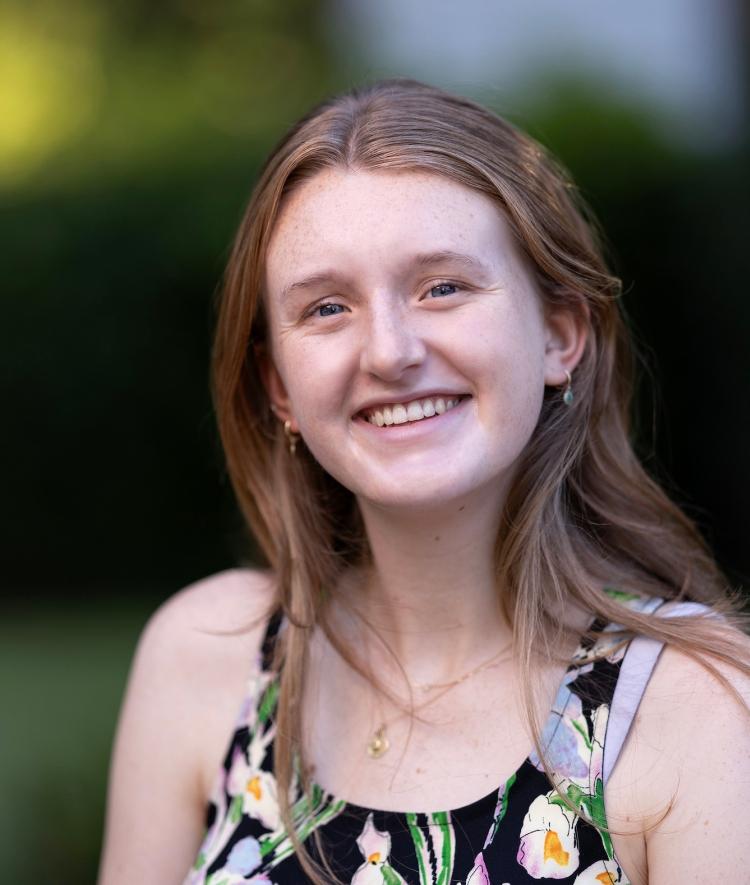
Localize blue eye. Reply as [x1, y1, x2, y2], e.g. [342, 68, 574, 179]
[429, 283, 459, 298]
[314, 302, 344, 318]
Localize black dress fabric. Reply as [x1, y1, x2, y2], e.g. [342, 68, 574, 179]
[185, 593, 659, 884]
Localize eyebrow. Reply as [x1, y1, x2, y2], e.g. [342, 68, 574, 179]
[279, 250, 493, 301]
[280, 271, 345, 302]
[412, 250, 493, 275]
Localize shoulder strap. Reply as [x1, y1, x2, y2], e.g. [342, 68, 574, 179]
[602, 600, 712, 784]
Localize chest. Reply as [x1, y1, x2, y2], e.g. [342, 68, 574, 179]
[194, 654, 651, 885]
[302, 652, 558, 813]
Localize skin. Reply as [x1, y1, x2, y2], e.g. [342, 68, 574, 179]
[98, 170, 750, 885]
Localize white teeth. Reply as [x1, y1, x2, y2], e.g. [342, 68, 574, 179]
[407, 401, 424, 421]
[392, 404, 408, 424]
[363, 395, 464, 426]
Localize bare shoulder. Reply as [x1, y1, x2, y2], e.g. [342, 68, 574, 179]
[640, 625, 750, 749]
[626, 627, 750, 795]
[610, 627, 750, 884]
[98, 568, 277, 885]
[130, 566, 278, 786]
[147, 566, 276, 637]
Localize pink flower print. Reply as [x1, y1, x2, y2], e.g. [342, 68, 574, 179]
[465, 852, 490, 885]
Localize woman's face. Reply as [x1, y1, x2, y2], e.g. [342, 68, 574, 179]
[262, 168, 579, 511]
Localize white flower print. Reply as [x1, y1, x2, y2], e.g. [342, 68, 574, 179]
[227, 745, 283, 833]
[351, 813, 407, 884]
[517, 792, 580, 879]
[589, 704, 608, 794]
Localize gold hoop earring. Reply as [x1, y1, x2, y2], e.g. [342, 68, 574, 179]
[562, 370, 574, 406]
[283, 419, 301, 455]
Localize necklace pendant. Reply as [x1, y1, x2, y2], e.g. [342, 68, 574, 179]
[366, 727, 390, 759]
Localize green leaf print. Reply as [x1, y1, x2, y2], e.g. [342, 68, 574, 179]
[485, 771, 516, 846]
[571, 717, 593, 750]
[257, 680, 280, 725]
[404, 811, 455, 885]
[405, 813, 430, 885]
[551, 778, 615, 860]
[603, 587, 640, 603]
[433, 811, 454, 885]
[229, 793, 243, 824]
[581, 776, 614, 859]
[192, 851, 206, 870]
[382, 864, 405, 885]
[265, 797, 347, 868]
[550, 782, 587, 812]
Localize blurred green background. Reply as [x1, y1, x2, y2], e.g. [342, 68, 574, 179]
[3, 1, 748, 882]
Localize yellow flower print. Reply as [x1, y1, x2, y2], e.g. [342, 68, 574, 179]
[517, 792, 580, 879]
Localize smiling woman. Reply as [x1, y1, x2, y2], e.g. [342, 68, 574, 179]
[98, 80, 750, 885]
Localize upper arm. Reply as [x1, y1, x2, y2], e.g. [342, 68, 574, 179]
[632, 639, 750, 884]
[97, 568, 276, 885]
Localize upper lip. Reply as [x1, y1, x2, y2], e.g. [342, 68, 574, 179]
[353, 390, 470, 417]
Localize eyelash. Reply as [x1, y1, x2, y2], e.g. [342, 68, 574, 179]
[305, 281, 462, 319]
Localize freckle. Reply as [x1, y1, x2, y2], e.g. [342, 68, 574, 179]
[433, 535, 440, 541]
[458, 505, 465, 512]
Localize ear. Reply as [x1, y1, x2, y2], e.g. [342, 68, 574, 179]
[542, 302, 589, 386]
[254, 343, 300, 432]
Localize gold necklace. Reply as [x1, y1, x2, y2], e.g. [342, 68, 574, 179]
[366, 643, 510, 759]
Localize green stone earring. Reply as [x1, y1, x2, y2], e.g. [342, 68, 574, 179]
[562, 370, 574, 406]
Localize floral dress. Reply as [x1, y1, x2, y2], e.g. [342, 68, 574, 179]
[185, 592, 661, 884]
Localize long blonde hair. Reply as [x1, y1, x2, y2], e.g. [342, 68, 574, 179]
[212, 79, 747, 881]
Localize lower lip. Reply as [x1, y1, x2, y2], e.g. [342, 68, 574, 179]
[352, 397, 471, 442]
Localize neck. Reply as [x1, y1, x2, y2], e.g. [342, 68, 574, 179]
[340, 483, 514, 687]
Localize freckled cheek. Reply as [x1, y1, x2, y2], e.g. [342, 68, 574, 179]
[464, 332, 546, 427]
[282, 347, 353, 427]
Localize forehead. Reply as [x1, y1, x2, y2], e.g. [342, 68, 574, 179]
[265, 168, 519, 293]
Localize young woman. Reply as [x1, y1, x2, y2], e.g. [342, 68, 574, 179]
[98, 80, 750, 885]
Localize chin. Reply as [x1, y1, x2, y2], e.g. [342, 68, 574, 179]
[353, 476, 486, 513]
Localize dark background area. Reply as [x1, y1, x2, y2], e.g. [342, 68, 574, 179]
[2, 1, 748, 882]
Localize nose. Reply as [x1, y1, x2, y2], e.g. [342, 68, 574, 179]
[358, 297, 427, 381]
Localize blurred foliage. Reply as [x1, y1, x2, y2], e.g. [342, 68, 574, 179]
[0, 602, 153, 885]
[0, 0, 337, 190]
[2, 3, 749, 883]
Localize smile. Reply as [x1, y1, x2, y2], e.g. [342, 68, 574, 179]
[360, 395, 469, 427]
